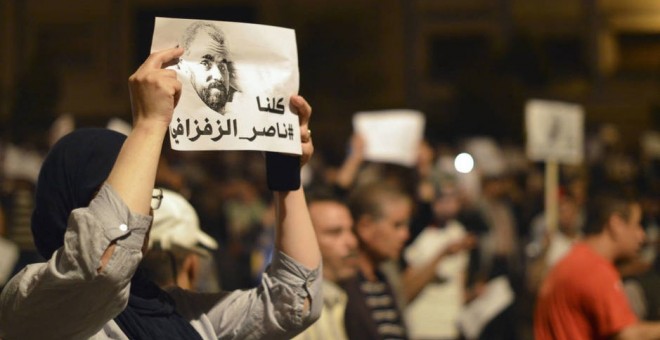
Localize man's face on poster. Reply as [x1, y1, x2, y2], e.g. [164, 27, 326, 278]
[185, 29, 231, 113]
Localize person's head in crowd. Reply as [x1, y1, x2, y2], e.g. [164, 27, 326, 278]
[349, 183, 412, 263]
[566, 175, 588, 207]
[431, 178, 463, 225]
[558, 193, 582, 237]
[179, 21, 239, 113]
[480, 173, 508, 200]
[583, 192, 645, 260]
[307, 191, 358, 282]
[142, 188, 218, 290]
[31, 128, 126, 259]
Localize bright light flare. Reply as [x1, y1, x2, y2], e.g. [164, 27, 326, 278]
[454, 153, 474, 174]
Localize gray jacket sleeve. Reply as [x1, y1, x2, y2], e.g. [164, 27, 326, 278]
[169, 251, 323, 340]
[0, 183, 151, 340]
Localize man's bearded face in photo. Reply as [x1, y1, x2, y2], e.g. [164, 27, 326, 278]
[190, 54, 229, 112]
[183, 26, 233, 113]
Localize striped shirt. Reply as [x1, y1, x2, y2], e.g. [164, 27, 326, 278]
[359, 271, 407, 340]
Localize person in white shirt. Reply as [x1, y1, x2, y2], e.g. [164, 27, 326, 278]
[293, 193, 359, 340]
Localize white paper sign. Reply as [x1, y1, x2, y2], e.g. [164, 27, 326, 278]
[352, 110, 425, 167]
[457, 276, 514, 340]
[404, 221, 468, 278]
[151, 18, 301, 154]
[526, 99, 584, 164]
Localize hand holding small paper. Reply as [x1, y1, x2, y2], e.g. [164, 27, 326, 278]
[349, 134, 366, 161]
[443, 234, 477, 257]
[151, 18, 301, 153]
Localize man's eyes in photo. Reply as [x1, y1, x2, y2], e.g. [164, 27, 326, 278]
[218, 61, 228, 72]
[200, 54, 216, 70]
[198, 55, 229, 74]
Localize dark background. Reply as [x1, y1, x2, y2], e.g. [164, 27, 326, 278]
[2, 0, 659, 164]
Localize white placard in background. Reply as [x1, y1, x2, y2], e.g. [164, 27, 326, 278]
[525, 99, 584, 164]
[151, 17, 301, 154]
[352, 110, 425, 167]
[457, 276, 514, 340]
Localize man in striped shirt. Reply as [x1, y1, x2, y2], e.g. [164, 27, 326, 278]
[343, 183, 411, 340]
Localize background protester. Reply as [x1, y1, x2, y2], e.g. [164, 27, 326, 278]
[343, 183, 412, 340]
[293, 192, 359, 340]
[402, 181, 476, 340]
[141, 188, 221, 291]
[534, 193, 660, 339]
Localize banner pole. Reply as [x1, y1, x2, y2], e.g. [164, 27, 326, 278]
[545, 159, 559, 237]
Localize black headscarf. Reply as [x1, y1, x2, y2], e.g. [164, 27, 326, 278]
[31, 128, 202, 340]
[32, 128, 125, 258]
[115, 268, 204, 340]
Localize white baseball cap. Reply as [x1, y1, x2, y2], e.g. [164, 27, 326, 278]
[149, 188, 218, 255]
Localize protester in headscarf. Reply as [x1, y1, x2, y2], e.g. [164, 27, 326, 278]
[0, 47, 321, 340]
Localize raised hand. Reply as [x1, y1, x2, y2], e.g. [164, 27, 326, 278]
[349, 133, 366, 161]
[128, 47, 184, 126]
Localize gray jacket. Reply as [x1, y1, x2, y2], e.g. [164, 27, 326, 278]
[0, 184, 322, 339]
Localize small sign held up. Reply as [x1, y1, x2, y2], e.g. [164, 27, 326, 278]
[525, 99, 584, 165]
[352, 110, 425, 167]
[151, 17, 301, 154]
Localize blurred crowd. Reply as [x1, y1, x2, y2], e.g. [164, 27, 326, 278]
[0, 115, 658, 339]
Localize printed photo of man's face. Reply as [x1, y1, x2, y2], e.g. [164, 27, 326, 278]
[180, 22, 239, 113]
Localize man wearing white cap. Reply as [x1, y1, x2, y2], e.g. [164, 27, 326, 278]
[142, 188, 219, 290]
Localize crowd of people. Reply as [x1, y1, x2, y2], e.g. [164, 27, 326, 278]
[0, 44, 659, 340]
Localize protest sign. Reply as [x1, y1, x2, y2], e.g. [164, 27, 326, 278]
[457, 276, 514, 340]
[525, 99, 584, 236]
[151, 17, 301, 154]
[352, 110, 425, 167]
[525, 99, 584, 165]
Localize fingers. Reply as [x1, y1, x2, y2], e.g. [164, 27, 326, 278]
[168, 74, 183, 107]
[300, 126, 313, 165]
[129, 69, 180, 97]
[290, 95, 312, 126]
[128, 49, 183, 125]
[291, 95, 312, 141]
[173, 80, 182, 107]
[301, 128, 311, 143]
[291, 95, 314, 166]
[130, 62, 178, 85]
[301, 138, 314, 166]
[143, 47, 184, 70]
